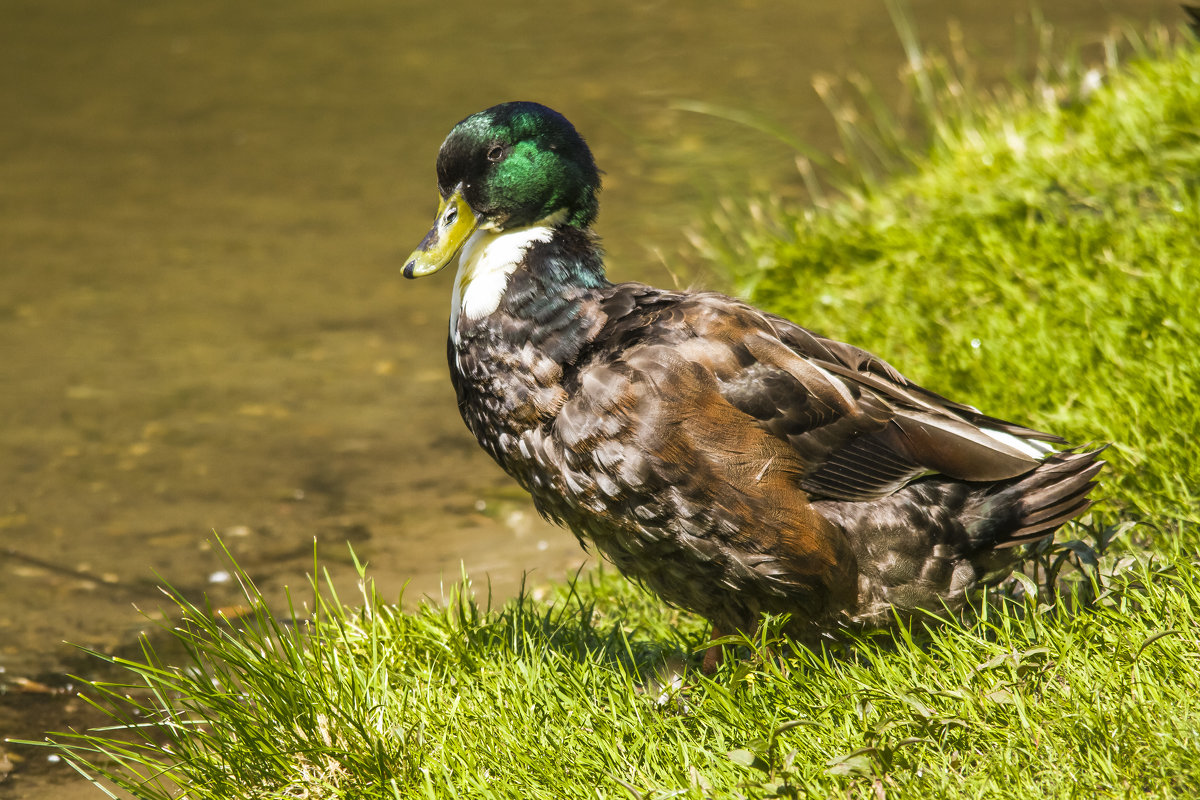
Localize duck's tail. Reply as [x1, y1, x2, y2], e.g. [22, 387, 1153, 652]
[818, 445, 1106, 626]
[969, 446, 1107, 550]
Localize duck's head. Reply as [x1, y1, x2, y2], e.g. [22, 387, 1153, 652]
[403, 102, 601, 279]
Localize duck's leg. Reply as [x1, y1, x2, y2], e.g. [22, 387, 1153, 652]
[701, 622, 726, 675]
[702, 619, 768, 674]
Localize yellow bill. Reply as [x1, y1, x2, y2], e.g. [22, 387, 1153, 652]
[403, 188, 478, 279]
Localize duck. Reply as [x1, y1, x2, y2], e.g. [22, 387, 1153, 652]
[402, 101, 1104, 672]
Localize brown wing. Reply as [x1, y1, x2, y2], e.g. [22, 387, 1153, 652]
[586, 287, 1061, 504]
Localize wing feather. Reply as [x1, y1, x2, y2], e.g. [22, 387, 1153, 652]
[687, 294, 1060, 500]
[583, 287, 1061, 504]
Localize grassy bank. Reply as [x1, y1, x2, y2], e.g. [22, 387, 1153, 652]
[32, 23, 1200, 800]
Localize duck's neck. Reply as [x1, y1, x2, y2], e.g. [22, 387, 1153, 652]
[450, 222, 608, 360]
[448, 223, 609, 464]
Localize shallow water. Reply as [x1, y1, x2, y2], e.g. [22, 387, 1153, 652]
[0, 0, 1177, 795]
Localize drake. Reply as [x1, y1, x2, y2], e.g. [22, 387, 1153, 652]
[403, 101, 1104, 672]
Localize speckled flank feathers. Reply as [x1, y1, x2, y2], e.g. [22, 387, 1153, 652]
[405, 101, 1105, 662]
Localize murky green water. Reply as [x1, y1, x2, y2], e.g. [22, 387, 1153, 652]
[0, 0, 1177, 795]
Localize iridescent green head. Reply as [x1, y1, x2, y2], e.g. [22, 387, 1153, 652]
[404, 102, 601, 278]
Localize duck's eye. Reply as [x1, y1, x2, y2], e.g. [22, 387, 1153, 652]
[486, 145, 504, 162]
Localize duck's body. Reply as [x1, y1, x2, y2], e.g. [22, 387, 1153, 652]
[404, 102, 1103, 661]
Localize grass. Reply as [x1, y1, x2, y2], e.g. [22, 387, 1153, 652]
[31, 544, 1200, 799]
[19, 14, 1200, 800]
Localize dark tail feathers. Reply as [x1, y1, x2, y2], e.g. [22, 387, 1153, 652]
[974, 447, 1106, 550]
